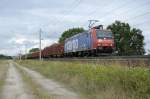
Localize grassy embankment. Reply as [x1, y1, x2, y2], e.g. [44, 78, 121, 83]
[17, 60, 150, 99]
[0, 60, 8, 98]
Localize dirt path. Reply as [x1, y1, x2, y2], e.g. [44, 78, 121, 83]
[2, 61, 34, 99]
[15, 62, 83, 99]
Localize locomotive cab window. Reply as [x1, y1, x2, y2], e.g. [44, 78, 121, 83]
[96, 31, 112, 39]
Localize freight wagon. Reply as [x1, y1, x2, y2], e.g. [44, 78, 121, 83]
[42, 43, 64, 58]
[27, 51, 39, 59]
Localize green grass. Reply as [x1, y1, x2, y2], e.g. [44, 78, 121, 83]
[0, 60, 9, 98]
[17, 60, 150, 99]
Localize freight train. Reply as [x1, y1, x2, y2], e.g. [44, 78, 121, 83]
[26, 25, 115, 59]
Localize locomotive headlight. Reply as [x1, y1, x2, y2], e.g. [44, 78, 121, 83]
[98, 39, 103, 42]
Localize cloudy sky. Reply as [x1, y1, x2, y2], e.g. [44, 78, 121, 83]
[0, 0, 150, 56]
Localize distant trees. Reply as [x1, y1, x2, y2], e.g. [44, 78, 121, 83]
[107, 21, 145, 55]
[29, 48, 39, 53]
[59, 27, 85, 43]
[0, 54, 12, 59]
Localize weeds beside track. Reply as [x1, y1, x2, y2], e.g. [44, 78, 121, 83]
[46, 56, 150, 67]
[17, 60, 150, 99]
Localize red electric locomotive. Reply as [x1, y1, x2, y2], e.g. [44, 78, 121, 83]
[91, 25, 115, 54]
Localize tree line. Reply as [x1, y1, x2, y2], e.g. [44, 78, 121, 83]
[0, 54, 12, 59]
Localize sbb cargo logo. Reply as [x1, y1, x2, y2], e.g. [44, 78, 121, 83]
[66, 39, 78, 52]
[72, 39, 78, 52]
[66, 41, 72, 51]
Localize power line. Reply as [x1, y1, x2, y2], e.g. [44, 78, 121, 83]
[42, 0, 83, 33]
[56, 0, 83, 27]
[83, 0, 117, 16]
[125, 11, 150, 21]
[132, 20, 150, 27]
[77, 0, 117, 27]
[67, 0, 82, 15]
[101, 0, 150, 29]
[97, 0, 137, 19]
[83, 0, 150, 28]
[40, 0, 150, 42]
[39, 0, 84, 46]
[85, 6, 150, 29]
[81, 0, 136, 28]
[79, 0, 133, 26]
[51, 0, 83, 26]
[115, 0, 150, 17]
[107, 0, 150, 24]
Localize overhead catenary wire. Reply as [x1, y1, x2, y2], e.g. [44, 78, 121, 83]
[41, 0, 150, 42]
[114, 0, 150, 17]
[47, 0, 83, 27]
[45, 0, 143, 30]
[81, 0, 138, 28]
[81, 0, 150, 29]
[102, 0, 150, 26]
[100, 0, 139, 19]
[54, 0, 83, 28]
[132, 20, 150, 27]
[42, 0, 150, 33]
[125, 11, 150, 21]
[78, 0, 117, 19]
[106, 0, 150, 29]
[40, 0, 84, 43]
[106, 0, 150, 30]
[77, 0, 117, 28]
[40, 0, 84, 38]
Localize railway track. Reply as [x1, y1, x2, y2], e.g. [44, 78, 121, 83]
[48, 55, 150, 60]
[47, 55, 150, 67]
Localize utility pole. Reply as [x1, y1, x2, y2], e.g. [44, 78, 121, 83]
[88, 20, 99, 29]
[24, 44, 27, 59]
[19, 50, 22, 61]
[39, 28, 42, 61]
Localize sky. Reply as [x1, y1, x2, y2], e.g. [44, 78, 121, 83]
[0, 0, 150, 56]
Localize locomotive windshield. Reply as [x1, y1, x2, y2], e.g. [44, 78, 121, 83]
[96, 31, 112, 39]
